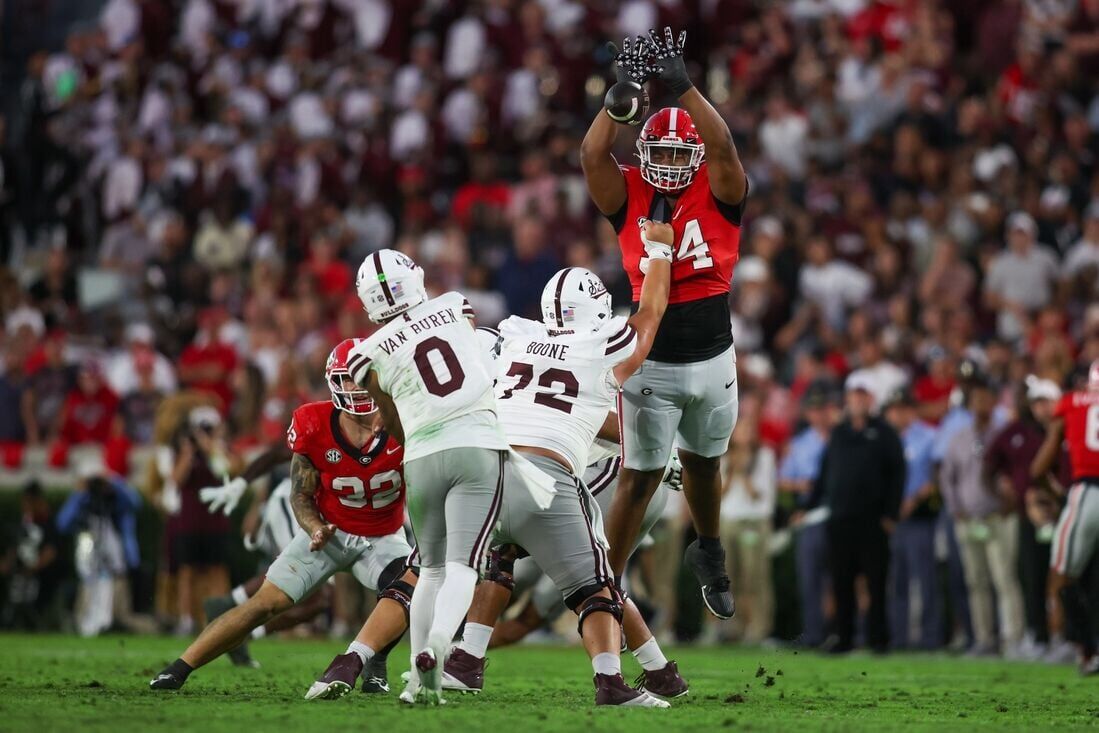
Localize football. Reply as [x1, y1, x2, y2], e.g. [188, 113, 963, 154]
[603, 80, 649, 125]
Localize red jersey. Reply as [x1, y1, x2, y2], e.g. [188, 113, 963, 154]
[617, 163, 743, 304]
[286, 401, 405, 537]
[613, 163, 745, 363]
[1055, 391, 1099, 481]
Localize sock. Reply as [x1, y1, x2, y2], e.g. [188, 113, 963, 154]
[427, 563, 479, 654]
[592, 652, 621, 676]
[698, 535, 722, 553]
[251, 626, 266, 639]
[231, 586, 249, 606]
[166, 658, 194, 681]
[409, 566, 444, 680]
[347, 640, 376, 665]
[631, 636, 669, 672]
[458, 623, 493, 659]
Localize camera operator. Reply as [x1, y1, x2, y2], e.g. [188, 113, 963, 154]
[56, 458, 153, 636]
[165, 405, 234, 635]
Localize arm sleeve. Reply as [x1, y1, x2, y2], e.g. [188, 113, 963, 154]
[345, 344, 373, 387]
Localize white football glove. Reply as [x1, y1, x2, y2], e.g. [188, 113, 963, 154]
[661, 453, 683, 491]
[199, 476, 248, 516]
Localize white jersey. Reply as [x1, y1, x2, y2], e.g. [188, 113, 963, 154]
[246, 478, 297, 559]
[348, 291, 508, 461]
[494, 315, 637, 473]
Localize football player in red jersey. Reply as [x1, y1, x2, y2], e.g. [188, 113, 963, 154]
[150, 340, 418, 692]
[1032, 359, 1099, 675]
[581, 27, 748, 619]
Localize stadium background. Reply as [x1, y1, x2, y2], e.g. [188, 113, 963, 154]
[0, 0, 1097, 656]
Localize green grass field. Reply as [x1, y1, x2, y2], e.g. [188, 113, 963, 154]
[1, 634, 1096, 732]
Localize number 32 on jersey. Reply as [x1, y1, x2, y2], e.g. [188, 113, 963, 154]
[639, 218, 712, 272]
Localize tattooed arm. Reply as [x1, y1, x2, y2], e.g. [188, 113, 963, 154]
[290, 452, 336, 551]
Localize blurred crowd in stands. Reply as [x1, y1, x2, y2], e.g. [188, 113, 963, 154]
[1, 0, 1098, 657]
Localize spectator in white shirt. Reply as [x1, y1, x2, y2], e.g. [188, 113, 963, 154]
[798, 235, 873, 329]
[983, 211, 1059, 342]
[106, 323, 178, 397]
[759, 93, 810, 180]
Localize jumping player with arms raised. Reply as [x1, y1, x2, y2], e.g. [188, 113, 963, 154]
[1032, 360, 1099, 675]
[149, 340, 417, 691]
[581, 27, 748, 618]
[346, 249, 513, 705]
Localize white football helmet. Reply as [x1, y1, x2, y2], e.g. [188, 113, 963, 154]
[356, 249, 428, 323]
[540, 267, 612, 332]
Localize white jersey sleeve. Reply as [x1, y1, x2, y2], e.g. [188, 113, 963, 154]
[349, 292, 507, 461]
[494, 315, 633, 473]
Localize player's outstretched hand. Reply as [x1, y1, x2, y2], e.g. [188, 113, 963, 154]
[198, 476, 248, 516]
[607, 35, 660, 85]
[310, 523, 337, 551]
[647, 26, 693, 97]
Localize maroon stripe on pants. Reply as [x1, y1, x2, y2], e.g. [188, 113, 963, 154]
[575, 478, 610, 585]
[468, 452, 505, 568]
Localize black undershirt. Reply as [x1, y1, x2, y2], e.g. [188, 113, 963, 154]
[631, 293, 733, 363]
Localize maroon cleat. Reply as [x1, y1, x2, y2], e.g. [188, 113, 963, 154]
[594, 673, 669, 707]
[442, 647, 485, 693]
[635, 661, 689, 699]
[304, 652, 364, 700]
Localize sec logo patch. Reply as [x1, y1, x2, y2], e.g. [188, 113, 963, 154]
[325, 449, 342, 464]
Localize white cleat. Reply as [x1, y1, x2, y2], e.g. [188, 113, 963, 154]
[303, 679, 352, 701]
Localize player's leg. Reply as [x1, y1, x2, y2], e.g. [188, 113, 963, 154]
[407, 448, 505, 704]
[444, 544, 518, 692]
[307, 548, 416, 700]
[203, 573, 267, 668]
[525, 457, 667, 706]
[606, 371, 680, 577]
[1050, 484, 1099, 673]
[610, 486, 687, 698]
[673, 348, 739, 620]
[149, 530, 344, 690]
[400, 454, 451, 702]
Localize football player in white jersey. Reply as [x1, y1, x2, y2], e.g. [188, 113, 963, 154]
[444, 220, 677, 706]
[346, 249, 511, 706]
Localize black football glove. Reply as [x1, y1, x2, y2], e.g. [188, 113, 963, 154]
[607, 35, 660, 85]
[647, 26, 693, 97]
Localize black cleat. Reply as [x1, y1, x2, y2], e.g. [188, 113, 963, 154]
[683, 539, 735, 620]
[635, 661, 689, 699]
[361, 654, 390, 694]
[149, 671, 186, 690]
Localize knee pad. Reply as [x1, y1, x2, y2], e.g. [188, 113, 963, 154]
[377, 556, 408, 594]
[379, 579, 415, 621]
[485, 545, 517, 592]
[574, 593, 623, 638]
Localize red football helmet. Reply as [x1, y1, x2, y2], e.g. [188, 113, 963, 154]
[636, 107, 705, 193]
[326, 339, 376, 415]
